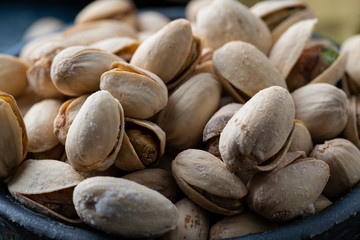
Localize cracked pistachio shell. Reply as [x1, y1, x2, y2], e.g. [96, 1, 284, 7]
[247, 152, 330, 222]
[114, 118, 165, 171]
[54, 95, 89, 145]
[122, 168, 179, 202]
[213, 41, 287, 103]
[73, 176, 178, 238]
[219, 86, 295, 182]
[341, 35, 360, 87]
[209, 211, 277, 240]
[66, 91, 125, 172]
[0, 92, 28, 178]
[51, 46, 123, 96]
[137, 11, 171, 32]
[162, 198, 209, 240]
[196, 0, 271, 54]
[75, 0, 136, 27]
[172, 149, 248, 215]
[292, 83, 348, 143]
[310, 138, 360, 199]
[157, 73, 221, 152]
[343, 96, 360, 148]
[130, 18, 201, 89]
[100, 62, 168, 119]
[0, 54, 28, 97]
[8, 159, 84, 223]
[24, 99, 62, 153]
[288, 119, 313, 155]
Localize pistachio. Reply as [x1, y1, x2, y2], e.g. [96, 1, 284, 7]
[341, 34, 360, 96]
[8, 159, 84, 223]
[100, 61, 168, 119]
[213, 41, 287, 103]
[23, 17, 64, 40]
[343, 96, 360, 148]
[196, 0, 272, 54]
[65, 90, 125, 172]
[314, 194, 332, 212]
[288, 119, 313, 155]
[157, 73, 221, 153]
[172, 149, 248, 215]
[73, 176, 178, 238]
[219, 86, 295, 182]
[185, 0, 212, 22]
[310, 138, 360, 199]
[0, 92, 28, 178]
[15, 86, 42, 116]
[292, 83, 348, 143]
[51, 46, 123, 96]
[137, 11, 171, 32]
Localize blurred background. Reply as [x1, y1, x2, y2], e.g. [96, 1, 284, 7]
[0, 0, 359, 53]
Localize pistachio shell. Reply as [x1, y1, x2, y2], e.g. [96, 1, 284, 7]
[172, 149, 248, 215]
[186, 0, 212, 22]
[137, 11, 171, 32]
[24, 99, 62, 153]
[100, 62, 168, 119]
[213, 41, 287, 103]
[341, 34, 360, 86]
[288, 119, 313, 155]
[73, 176, 178, 237]
[196, 0, 272, 54]
[343, 96, 360, 148]
[23, 17, 64, 40]
[66, 90, 125, 172]
[15, 86, 42, 116]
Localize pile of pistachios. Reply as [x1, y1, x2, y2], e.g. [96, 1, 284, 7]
[1, 0, 360, 238]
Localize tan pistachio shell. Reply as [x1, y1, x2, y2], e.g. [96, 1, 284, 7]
[8, 159, 84, 223]
[73, 176, 178, 238]
[185, 0, 212, 22]
[15, 86, 42, 116]
[157, 73, 221, 153]
[219, 86, 295, 182]
[0, 54, 28, 97]
[310, 138, 360, 199]
[247, 153, 330, 222]
[114, 118, 165, 171]
[137, 11, 171, 32]
[100, 61, 168, 119]
[341, 34, 360, 86]
[196, 0, 271, 54]
[314, 194, 332, 212]
[172, 149, 248, 215]
[213, 41, 287, 103]
[343, 96, 360, 148]
[24, 99, 62, 153]
[51, 46, 123, 96]
[66, 90, 125, 172]
[23, 17, 64, 40]
[0, 92, 28, 178]
[130, 18, 201, 89]
[288, 119, 313, 155]
[292, 83, 348, 143]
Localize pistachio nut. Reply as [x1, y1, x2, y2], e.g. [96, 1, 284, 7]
[343, 96, 360, 148]
[137, 11, 171, 32]
[196, 0, 272, 54]
[213, 41, 287, 103]
[51, 46, 123, 96]
[66, 90, 125, 172]
[251, 0, 314, 43]
[185, 0, 212, 22]
[100, 61, 168, 119]
[191, 47, 214, 75]
[90, 37, 140, 61]
[341, 34, 360, 96]
[310, 138, 360, 199]
[157, 73, 221, 153]
[0, 54, 28, 97]
[219, 86, 295, 182]
[122, 168, 179, 202]
[203, 103, 243, 158]
[114, 118, 165, 171]
[209, 211, 277, 240]
[0, 92, 28, 178]
[8, 159, 84, 223]
[288, 119, 313, 155]
[314, 194, 332, 213]
[292, 83, 348, 143]
[247, 152, 330, 222]
[24, 99, 62, 153]
[23, 17, 64, 40]
[130, 18, 201, 89]
[54, 95, 89, 145]
[172, 149, 248, 215]
[73, 176, 178, 238]
[162, 198, 210, 240]
[75, 0, 136, 27]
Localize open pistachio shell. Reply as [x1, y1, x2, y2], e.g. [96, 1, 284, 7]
[343, 96, 360, 148]
[66, 90, 125, 172]
[213, 41, 287, 103]
[73, 176, 178, 238]
[288, 119, 313, 155]
[341, 35, 360, 87]
[0, 92, 28, 178]
[8, 159, 84, 223]
[100, 61, 168, 119]
[0, 54, 28, 97]
[172, 149, 248, 215]
[114, 118, 165, 171]
[196, 0, 271, 54]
